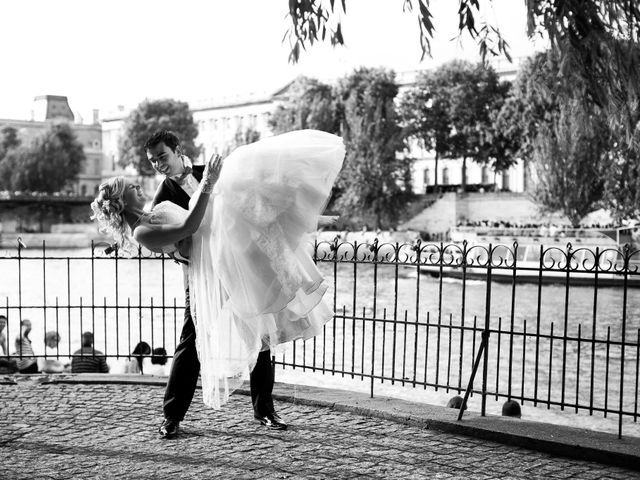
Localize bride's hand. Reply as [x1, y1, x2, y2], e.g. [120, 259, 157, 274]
[201, 153, 223, 193]
[318, 215, 340, 227]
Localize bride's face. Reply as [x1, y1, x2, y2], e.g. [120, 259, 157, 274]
[122, 180, 146, 210]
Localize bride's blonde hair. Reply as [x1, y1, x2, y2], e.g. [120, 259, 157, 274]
[90, 176, 136, 253]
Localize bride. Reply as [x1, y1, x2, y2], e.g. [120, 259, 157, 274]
[91, 129, 345, 409]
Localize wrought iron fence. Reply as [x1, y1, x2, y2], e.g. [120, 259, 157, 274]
[0, 237, 639, 438]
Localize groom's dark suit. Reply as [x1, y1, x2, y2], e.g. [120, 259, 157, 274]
[152, 165, 275, 423]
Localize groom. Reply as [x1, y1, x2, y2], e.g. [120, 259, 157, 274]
[146, 130, 286, 438]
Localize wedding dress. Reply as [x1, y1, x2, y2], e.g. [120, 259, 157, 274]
[147, 130, 345, 408]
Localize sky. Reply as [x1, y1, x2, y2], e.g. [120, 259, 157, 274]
[0, 0, 543, 122]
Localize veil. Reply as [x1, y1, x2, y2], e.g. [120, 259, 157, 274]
[187, 130, 345, 408]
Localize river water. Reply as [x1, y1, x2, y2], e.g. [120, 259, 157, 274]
[0, 246, 638, 437]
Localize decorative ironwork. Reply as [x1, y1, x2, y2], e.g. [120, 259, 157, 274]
[0, 237, 638, 438]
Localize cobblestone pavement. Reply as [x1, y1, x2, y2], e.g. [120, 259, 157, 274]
[1, 380, 638, 480]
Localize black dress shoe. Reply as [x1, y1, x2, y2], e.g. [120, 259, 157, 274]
[158, 418, 180, 438]
[255, 412, 287, 430]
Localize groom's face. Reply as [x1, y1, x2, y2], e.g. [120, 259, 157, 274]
[146, 142, 183, 178]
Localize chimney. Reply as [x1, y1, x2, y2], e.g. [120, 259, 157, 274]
[93, 109, 100, 124]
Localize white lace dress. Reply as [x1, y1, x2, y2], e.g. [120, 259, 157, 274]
[149, 130, 345, 409]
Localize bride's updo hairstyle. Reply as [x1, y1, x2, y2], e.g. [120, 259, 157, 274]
[90, 176, 135, 253]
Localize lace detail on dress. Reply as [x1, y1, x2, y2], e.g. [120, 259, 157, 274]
[256, 223, 302, 297]
[144, 201, 189, 254]
[147, 201, 188, 225]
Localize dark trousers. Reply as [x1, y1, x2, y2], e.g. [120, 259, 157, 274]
[18, 362, 39, 374]
[163, 289, 275, 421]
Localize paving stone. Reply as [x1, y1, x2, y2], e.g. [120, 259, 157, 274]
[0, 382, 639, 479]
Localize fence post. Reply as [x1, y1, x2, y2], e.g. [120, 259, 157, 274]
[457, 327, 490, 421]
[481, 244, 493, 416]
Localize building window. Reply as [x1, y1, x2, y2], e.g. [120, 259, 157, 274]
[481, 166, 489, 184]
[423, 169, 430, 189]
[81, 185, 87, 196]
[442, 167, 449, 185]
[502, 170, 510, 191]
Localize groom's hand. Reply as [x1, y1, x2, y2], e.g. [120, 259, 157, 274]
[318, 215, 340, 227]
[176, 237, 192, 260]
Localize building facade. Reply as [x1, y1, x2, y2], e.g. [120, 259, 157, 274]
[397, 57, 527, 194]
[100, 87, 286, 197]
[101, 58, 528, 198]
[0, 95, 102, 196]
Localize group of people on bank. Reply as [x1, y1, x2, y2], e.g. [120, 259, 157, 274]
[0, 315, 168, 376]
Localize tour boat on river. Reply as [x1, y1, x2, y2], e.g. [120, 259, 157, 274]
[419, 226, 640, 287]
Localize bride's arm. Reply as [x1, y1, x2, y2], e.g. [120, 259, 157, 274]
[134, 154, 222, 250]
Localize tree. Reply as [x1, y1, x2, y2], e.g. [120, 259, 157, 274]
[500, 50, 612, 223]
[335, 67, 411, 228]
[119, 99, 201, 176]
[234, 125, 261, 147]
[285, 1, 511, 64]
[0, 126, 20, 160]
[0, 122, 85, 193]
[269, 76, 339, 134]
[484, 81, 520, 173]
[531, 99, 608, 226]
[285, 1, 640, 142]
[398, 71, 451, 190]
[228, 125, 261, 154]
[603, 135, 640, 220]
[400, 60, 511, 191]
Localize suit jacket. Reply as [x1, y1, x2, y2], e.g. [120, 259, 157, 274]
[150, 165, 204, 266]
[151, 164, 204, 209]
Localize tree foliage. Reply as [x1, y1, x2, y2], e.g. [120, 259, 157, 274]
[603, 134, 640, 220]
[500, 50, 612, 223]
[531, 99, 609, 226]
[285, 1, 511, 64]
[119, 99, 201, 176]
[0, 126, 20, 160]
[439, 61, 509, 189]
[0, 122, 85, 193]
[284, 1, 640, 137]
[400, 60, 511, 190]
[335, 67, 411, 228]
[269, 76, 339, 134]
[227, 125, 262, 155]
[398, 70, 451, 188]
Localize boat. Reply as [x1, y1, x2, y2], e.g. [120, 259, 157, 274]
[419, 226, 640, 287]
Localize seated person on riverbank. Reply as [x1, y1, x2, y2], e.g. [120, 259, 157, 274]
[124, 341, 151, 374]
[146, 347, 169, 376]
[71, 332, 109, 374]
[39, 331, 69, 373]
[0, 357, 18, 373]
[0, 315, 8, 356]
[12, 319, 38, 374]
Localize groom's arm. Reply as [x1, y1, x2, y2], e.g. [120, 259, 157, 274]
[318, 215, 339, 228]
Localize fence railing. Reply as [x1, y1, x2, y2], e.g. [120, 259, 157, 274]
[0, 238, 639, 438]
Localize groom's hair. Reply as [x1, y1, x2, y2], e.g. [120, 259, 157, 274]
[144, 130, 181, 153]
